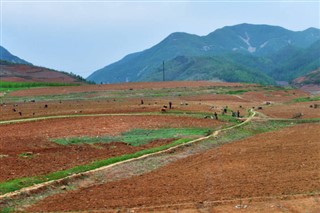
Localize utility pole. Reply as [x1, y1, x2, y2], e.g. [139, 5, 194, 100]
[162, 61, 165, 81]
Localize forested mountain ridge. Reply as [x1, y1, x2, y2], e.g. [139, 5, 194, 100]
[87, 23, 320, 85]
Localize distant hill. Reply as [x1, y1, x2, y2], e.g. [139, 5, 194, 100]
[269, 40, 320, 81]
[292, 68, 320, 86]
[0, 46, 31, 65]
[87, 23, 320, 85]
[0, 60, 87, 84]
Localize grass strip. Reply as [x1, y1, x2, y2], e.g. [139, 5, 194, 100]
[292, 96, 320, 102]
[0, 138, 191, 195]
[224, 89, 249, 95]
[0, 81, 79, 89]
[0, 207, 14, 213]
[52, 128, 211, 146]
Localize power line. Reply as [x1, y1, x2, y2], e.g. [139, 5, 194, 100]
[162, 61, 165, 82]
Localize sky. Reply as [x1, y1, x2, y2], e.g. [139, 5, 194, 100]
[1, 0, 320, 78]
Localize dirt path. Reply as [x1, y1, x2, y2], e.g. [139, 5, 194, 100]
[0, 112, 157, 125]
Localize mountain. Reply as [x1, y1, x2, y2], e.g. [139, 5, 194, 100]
[87, 23, 320, 84]
[0, 60, 87, 84]
[269, 40, 320, 81]
[0, 46, 31, 65]
[205, 24, 319, 56]
[141, 55, 275, 85]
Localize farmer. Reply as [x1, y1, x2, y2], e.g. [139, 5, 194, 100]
[214, 112, 218, 120]
[231, 111, 236, 117]
[169, 101, 172, 109]
[223, 106, 227, 113]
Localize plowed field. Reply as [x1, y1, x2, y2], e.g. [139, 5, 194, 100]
[8, 81, 245, 97]
[29, 123, 320, 212]
[262, 101, 320, 119]
[0, 115, 220, 181]
[1, 81, 319, 212]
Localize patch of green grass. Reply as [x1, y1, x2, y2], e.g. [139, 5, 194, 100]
[122, 128, 211, 146]
[259, 85, 292, 91]
[218, 114, 241, 123]
[0, 138, 191, 195]
[0, 81, 81, 97]
[294, 118, 320, 123]
[18, 152, 34, 159]
[224, 89, 249, 95]
[292, 96, 320, 102]
[0, 207, 15, 213]
[0, 81, 79, 89]
[51, 128, 211, 146]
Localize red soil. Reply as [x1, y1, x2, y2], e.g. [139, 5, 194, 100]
[0, 64, 82, 83]
[0, 115, 220, 182]
[28, 123, 320, 212]
[0, 97, 247, 121]
[8, 81, 248, 97]
[0, 98, 162, 120]
[261, 101, 320, 119]
[300, 85, 320, 94]
[241, 90, 308, 102]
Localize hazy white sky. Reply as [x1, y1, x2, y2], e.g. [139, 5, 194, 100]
[1, 0, 320, 77]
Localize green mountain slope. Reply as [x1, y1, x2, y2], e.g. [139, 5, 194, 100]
[269, 40, 320, 81]
[141, 55, 275, 85]
[206, 24, 320, 56]
[87, 23, 320, 84]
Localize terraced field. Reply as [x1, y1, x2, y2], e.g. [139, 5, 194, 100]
[0, 81, 319, 212]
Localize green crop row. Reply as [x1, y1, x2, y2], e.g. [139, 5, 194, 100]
[292, 96, 320, 102]
[0, 81, 80, 88]
[51, 127, 211, 146]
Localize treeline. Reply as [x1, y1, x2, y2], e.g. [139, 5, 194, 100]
[64, 72, 95, 84]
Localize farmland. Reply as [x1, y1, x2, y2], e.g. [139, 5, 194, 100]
[0, 81, 319, 212]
